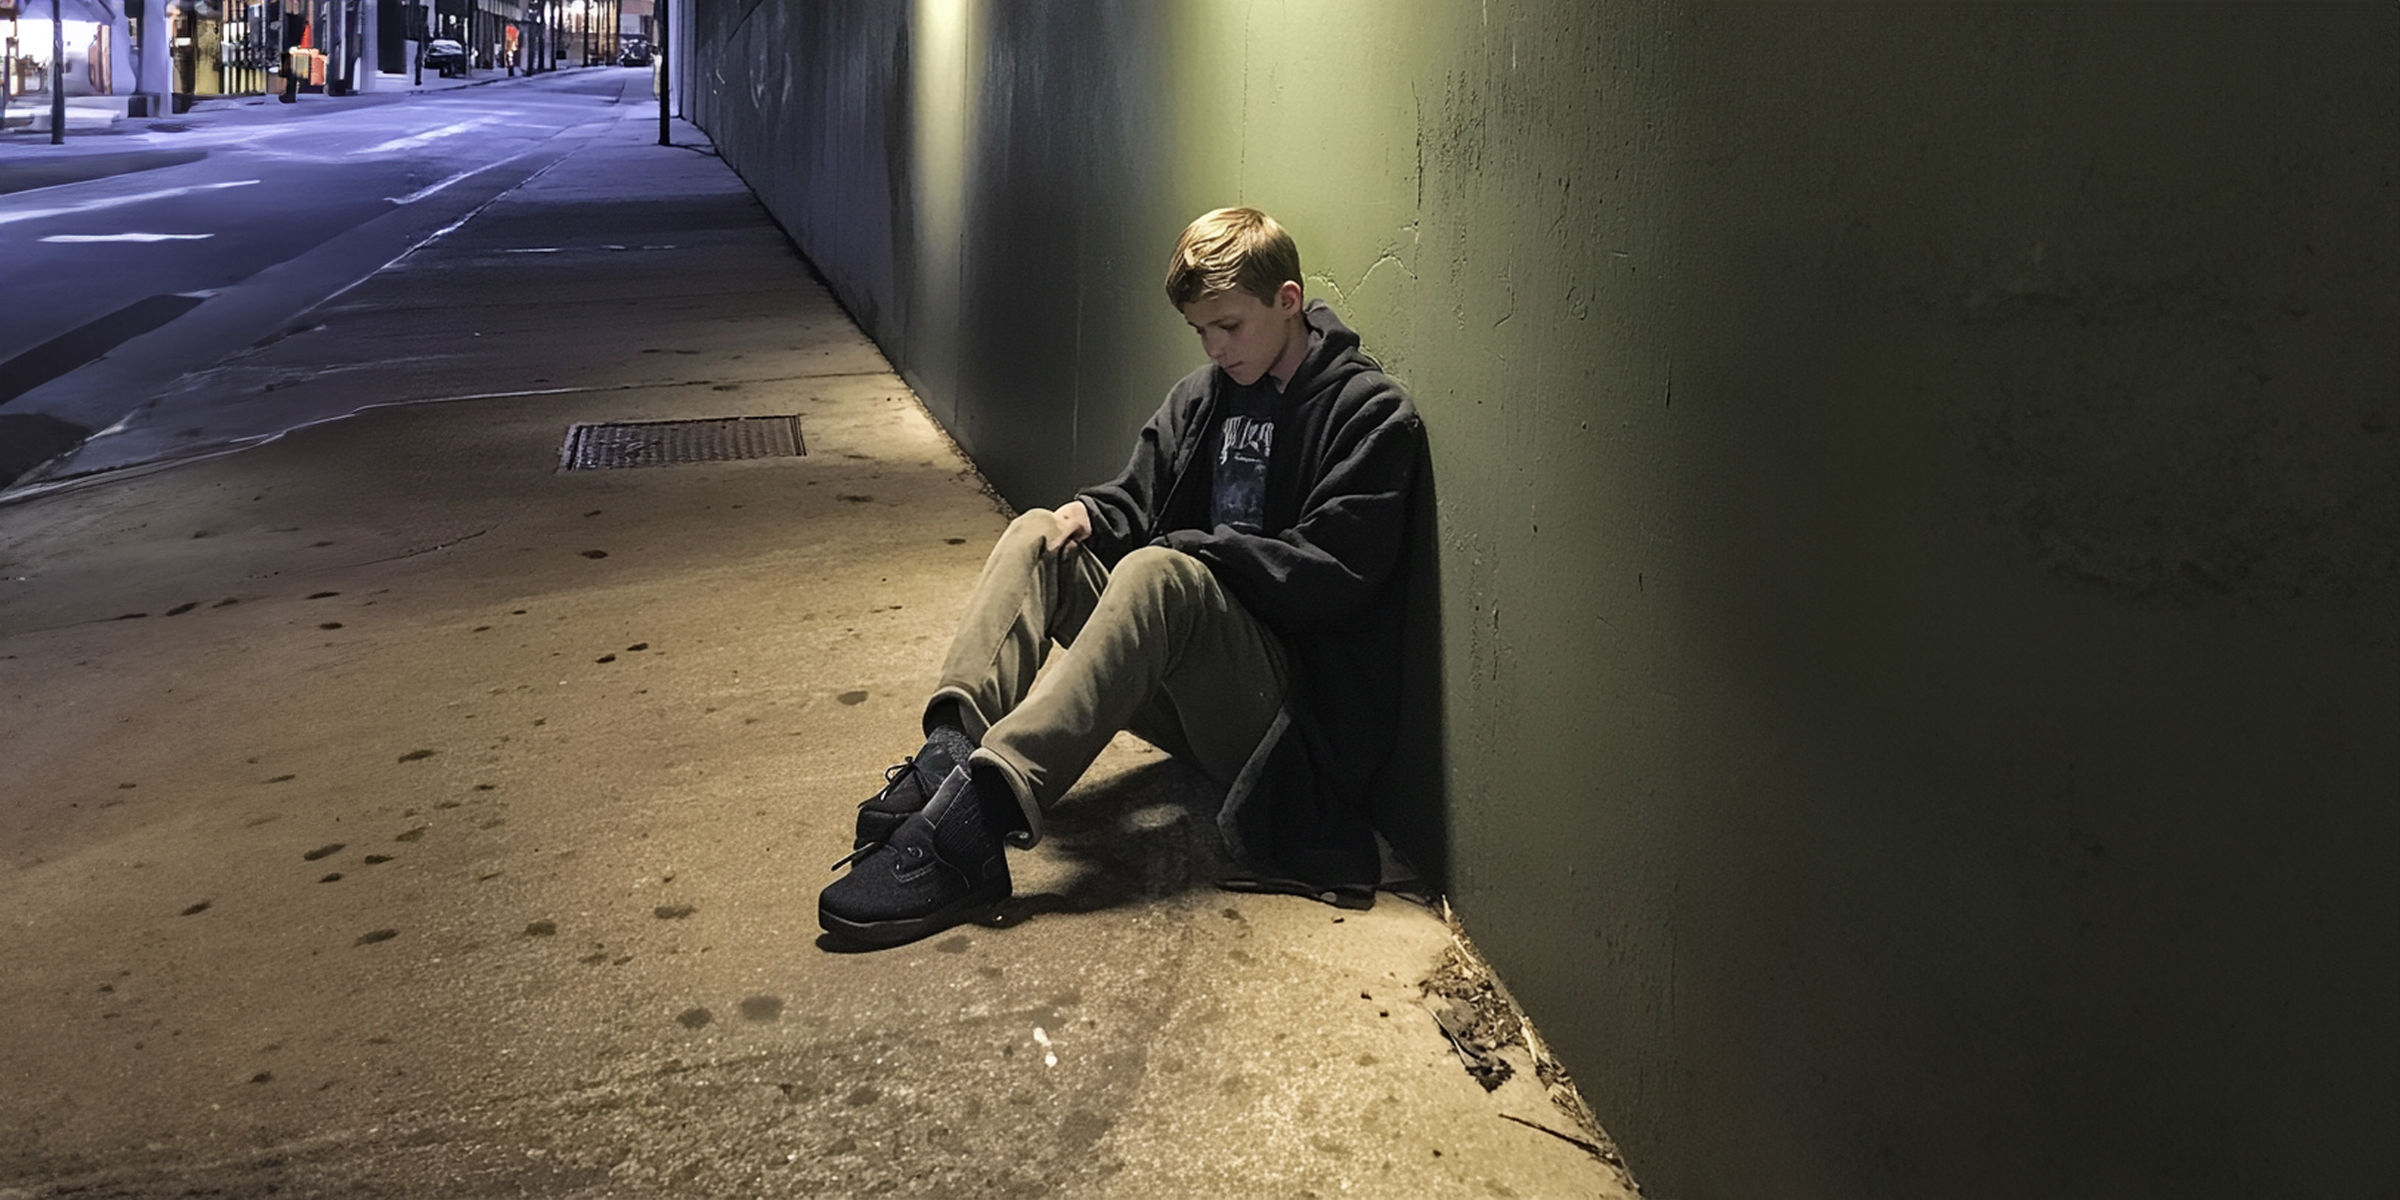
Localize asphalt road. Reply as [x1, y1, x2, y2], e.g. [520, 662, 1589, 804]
[0, 69, 654, 486]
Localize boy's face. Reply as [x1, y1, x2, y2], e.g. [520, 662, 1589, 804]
[1179, 281, 1306, 388]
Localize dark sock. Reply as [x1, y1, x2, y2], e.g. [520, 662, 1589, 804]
[968, 761, 1029, 837]
[924, 698, 973, 742]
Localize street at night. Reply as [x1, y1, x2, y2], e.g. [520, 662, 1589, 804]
[6, 5, 2391, 1197]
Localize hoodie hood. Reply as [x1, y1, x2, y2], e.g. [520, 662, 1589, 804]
[1284, 300, 1372, 401]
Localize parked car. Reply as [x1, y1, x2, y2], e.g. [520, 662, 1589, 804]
[618, 40, 652, 67]
[424, 38, 466, 76]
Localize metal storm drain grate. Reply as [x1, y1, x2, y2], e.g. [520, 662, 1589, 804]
[560, 415, 806, 470]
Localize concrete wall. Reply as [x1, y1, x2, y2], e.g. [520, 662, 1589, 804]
[679, 4, 2398, 1196]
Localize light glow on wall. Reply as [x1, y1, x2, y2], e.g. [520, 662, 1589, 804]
[908, 0, 975, 379]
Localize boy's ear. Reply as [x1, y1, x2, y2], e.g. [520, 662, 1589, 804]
[1276, 280, 1304, 315]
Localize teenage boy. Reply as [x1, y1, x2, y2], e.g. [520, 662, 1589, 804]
[818, 207, 1422, 949]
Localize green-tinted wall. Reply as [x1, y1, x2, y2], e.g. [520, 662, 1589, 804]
[676, 3, 2398, 1195]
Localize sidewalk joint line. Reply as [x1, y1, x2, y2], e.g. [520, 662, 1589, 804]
[386, 146, 534, 206]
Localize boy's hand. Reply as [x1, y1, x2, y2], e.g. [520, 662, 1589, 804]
[1055, 500, 1093, 548]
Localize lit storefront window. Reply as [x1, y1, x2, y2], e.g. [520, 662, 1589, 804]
[2, 0, 108, 100]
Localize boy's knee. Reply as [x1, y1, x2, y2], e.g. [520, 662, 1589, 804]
[997, 508, 1073, 556]
[1113, 545, 1207, 596]
[1003, 508, 1065, 539]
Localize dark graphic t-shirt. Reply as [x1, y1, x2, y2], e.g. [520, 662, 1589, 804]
[1210, 385, 1276, 534]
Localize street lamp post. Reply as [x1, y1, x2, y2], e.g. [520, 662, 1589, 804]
[50, 0, 64, 144]
[327, 0, 344, 94]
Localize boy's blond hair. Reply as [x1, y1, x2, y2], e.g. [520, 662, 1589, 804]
[1165, 207, 1301, 308]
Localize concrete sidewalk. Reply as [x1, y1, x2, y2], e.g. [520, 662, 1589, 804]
[0, 95, 1634, 1199]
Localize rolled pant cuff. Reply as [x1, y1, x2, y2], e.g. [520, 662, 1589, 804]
[968, 746, 1043, 849]
[923, 685, 993, 743]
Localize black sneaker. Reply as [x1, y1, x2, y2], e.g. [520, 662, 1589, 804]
[851, 727, 974, 851]
[819, 765, 1011, 948]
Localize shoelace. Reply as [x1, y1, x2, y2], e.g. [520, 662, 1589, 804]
[829, 757, 923, 872]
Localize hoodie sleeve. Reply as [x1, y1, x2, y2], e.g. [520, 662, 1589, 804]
[1159, 380, 1421, 630]
[1075, 371, 1209, 566]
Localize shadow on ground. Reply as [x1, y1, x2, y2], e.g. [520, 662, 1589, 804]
[1000, 755, 1233, 921]
[813, 751, 1234, 954]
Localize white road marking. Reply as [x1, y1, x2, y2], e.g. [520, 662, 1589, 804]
[101, 124, 306, 152]
[357, 116, 503, 155]
[40, 232, 217, 243]
[0, 179, 261, 227]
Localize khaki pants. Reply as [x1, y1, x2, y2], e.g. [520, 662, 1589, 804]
[928, 509, 1291, 846]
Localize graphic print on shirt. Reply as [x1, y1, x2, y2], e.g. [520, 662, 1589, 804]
[1211, 413, 1275, 533]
